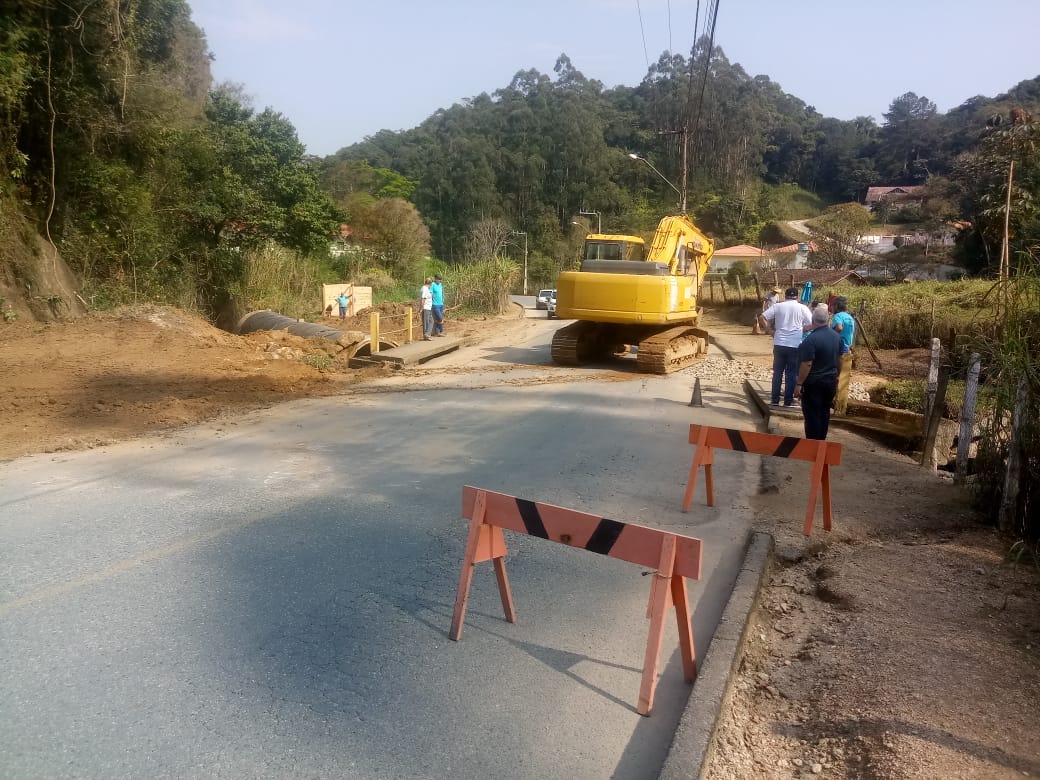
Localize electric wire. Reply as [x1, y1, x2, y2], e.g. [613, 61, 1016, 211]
[667, 0, 673, 54]
[690, 0, 721, 145]
[636, 0, 651, 71]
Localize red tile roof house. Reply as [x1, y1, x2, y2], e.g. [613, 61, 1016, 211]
[709, 244, 768, 272]
[711, 243, 817, 273]
[864, 185, 925, 208]
[770, 242, 817, 270]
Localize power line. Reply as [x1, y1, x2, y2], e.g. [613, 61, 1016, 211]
[690, 0, 721, 139]
[667, 0, 673, 54]
[635, 0, 650, 71]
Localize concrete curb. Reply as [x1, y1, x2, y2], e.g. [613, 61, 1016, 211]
[658, 531, 774, 780]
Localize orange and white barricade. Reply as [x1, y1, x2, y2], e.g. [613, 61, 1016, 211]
[683, 424, 843, 535]
[449, 485, 703, 716]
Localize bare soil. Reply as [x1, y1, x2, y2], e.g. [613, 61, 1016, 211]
[0, 302, 509, 462]
[2, 303, 1037, 779]
[704, 310, 1040, 780]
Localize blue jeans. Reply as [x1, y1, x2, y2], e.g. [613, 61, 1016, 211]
[771, 345, 800, 405]
[432, 304, 444, 334]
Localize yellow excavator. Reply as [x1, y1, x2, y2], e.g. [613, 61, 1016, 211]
[551, 214, 715, 374]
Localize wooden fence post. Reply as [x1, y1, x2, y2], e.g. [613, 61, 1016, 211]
[924, 337, 941, 427]
[998, 378, 1030, 532]
[753, 273, 762, 303]
[955, 353, 981, 484]
[920, 365, 950, 468]
[370, 311, 380, 352]
[735, 276, 744, 305]
[708, 278, 715, 302]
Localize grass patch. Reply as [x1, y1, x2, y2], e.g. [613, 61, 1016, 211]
[869, 377, 995, 419]
[826, 280, 1002, 349]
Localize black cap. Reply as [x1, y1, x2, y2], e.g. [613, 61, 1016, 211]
[785, 287, 799, 299]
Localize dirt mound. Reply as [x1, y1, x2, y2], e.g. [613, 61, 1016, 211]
[0, 304, 382, 461]
[0, 302, 523, 462]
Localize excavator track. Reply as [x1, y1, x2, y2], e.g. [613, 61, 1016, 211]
[635, 326, 709, 374]
[551, 321, 605, 365]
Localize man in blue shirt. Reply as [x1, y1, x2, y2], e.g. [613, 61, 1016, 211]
[794, 305, 842, 440]
[830, 296, 855, 415]
[334, 288, 352, 320]
[430, 274, 445, 336]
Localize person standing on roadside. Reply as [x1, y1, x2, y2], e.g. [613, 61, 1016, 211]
[335, 287, 352, 321]
[419, 278, 434, 340]
[753, 286, 782, 335]
[794, 305, 842, 440]
[830, 296, 856, 415]
[758, 287, 812, 407]
[430, 273, 445, 336]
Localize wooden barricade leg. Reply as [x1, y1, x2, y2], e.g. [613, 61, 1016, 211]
[493, 558, 517, 624]
[704, 448, 715, 507]
[682, 428, 715, 511]
[638, 535, 677, 716]
[450, 491, 516, 639]
[803, 444, 828, 536]
[671, 573, 696, 684]
[821, 462, 833, 532]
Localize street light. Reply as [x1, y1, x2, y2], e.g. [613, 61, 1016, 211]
[510, 230, 528, 295]
[579, 209, 601, 233]
[628, 153, 684, 212]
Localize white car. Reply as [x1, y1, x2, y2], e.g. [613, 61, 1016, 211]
[535, 288, 555, 310]
[546, 291, 558, 319]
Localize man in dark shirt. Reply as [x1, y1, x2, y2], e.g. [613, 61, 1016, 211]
[794, 305, 842, 440]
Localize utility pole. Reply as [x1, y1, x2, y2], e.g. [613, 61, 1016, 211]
[657, 126, 688, 214]
[511, 230, 528, 295]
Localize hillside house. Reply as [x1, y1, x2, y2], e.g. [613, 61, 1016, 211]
[770, 242, 815, 270]
[864, 185, 925, 209]
[710, 244, 768, 273]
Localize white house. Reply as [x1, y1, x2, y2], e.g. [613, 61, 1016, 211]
[710, 244, 767, 273]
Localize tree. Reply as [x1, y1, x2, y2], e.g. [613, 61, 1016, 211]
[346, 195, 430, 284]
[808, 203, 871, 269]
[464, 217, 513, 263]
[878, 92, 941, 183]
[951, 108, 1040, 274]
[872, 196, 894, 231]
[726, 261, 750, 286]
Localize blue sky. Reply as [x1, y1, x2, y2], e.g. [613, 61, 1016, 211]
[186, 0, 1040, 157]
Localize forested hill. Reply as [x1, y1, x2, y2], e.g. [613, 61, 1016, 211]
[1, 1, 340, 323]
[1, 4, 1037, 324]
[326, 44, 1039, 268]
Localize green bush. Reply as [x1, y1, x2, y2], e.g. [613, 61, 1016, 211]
[448, 258, 519, 315]
[241, 243, 323, 319]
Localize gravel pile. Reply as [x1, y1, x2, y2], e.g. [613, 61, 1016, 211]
[684, 354, 870, 401]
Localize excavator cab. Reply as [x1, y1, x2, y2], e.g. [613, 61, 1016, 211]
[581, 235, 645, 264]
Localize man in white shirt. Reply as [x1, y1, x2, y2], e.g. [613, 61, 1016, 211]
[759, 286, 812, 407]
[419, 278, 434, 340]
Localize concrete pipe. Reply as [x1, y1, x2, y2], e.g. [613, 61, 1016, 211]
[236, 310, 346, 340]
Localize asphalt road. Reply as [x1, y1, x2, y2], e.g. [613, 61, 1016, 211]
[1, 319, 760, 779]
